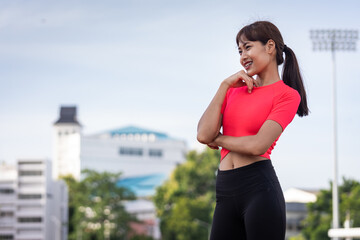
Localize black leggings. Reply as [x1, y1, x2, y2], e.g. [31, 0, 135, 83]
[210, 160, 286, 240]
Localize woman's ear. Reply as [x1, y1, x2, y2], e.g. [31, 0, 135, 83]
[266, 39, 276, 54]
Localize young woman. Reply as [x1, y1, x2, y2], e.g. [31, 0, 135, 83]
[197, 21, 309, 239]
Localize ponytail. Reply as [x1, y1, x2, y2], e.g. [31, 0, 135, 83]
[282, 46, 309, 117]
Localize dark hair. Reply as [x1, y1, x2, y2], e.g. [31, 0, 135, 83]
[236, 21, 309, 117]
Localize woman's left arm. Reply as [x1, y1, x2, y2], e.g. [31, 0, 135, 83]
[210, 120, 283, 156]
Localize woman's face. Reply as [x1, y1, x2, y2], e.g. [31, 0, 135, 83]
[238, 37, 273, 77]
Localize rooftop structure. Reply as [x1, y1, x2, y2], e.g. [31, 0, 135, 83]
[54, 106, 81, 125]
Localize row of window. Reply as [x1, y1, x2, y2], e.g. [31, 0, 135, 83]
[112, 133, 157, 142]
[18, 194, 42, 199]
[18, 161, 42, 165]
[18, 217, 42, 223]
[119, 147, 163, 157]
[19, 171, 43, 176]
[58, 130, 77, 136]
[0, 194, 43, 199]
[0, 235, 13, 240]
[0, 188, 14, 194]
[0, 211, 14, 217]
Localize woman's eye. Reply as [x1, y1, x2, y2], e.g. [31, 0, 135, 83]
[246, 46, 251, 50]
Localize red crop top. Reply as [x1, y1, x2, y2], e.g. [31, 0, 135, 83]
[220, 80, 301, 161]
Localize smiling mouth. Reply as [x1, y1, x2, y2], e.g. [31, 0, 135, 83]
[244, 61, 253, 70]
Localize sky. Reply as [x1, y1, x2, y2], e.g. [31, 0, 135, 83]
[1, 0, 359, 191]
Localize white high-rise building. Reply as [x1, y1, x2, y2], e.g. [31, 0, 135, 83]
[53, 106, 82, 180]
[0, 163, 16, 240]
[0, 159, 68, 240]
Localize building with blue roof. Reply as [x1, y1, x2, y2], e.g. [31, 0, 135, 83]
[53, 106, 187, 196]
[107, 126, 169, 140]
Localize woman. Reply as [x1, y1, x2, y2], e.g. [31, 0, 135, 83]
[197, 21, 309, 239]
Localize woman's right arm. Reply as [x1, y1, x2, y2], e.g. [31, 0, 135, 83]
[197, 70, 257, 144]
[196, 81, 230, 144]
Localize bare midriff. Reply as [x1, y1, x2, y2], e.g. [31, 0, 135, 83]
[219, 152, 269, 170]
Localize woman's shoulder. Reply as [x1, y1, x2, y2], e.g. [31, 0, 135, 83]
[274, 81, 301, 103]
[276, 81, 300, 97]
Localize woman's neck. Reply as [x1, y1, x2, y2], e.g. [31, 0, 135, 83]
[255, 62, 281, 87]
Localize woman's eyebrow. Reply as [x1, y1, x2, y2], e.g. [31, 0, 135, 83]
[238, 42, 250, 49]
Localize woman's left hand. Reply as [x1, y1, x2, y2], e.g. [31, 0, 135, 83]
[207, 133, 223, 150]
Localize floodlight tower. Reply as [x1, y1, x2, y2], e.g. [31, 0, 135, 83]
[310, 29, 358, 240]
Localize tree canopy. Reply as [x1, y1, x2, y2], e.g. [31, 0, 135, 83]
[301, 178, 360, 240]
[153, 148, 220, 240]
[62, 169, 136, 240]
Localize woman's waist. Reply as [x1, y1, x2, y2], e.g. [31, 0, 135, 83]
[219, 151, 269, 170]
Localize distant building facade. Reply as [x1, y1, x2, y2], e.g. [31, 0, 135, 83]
[52, 106, 187, 180]
[124, 199, 161, 240]
[81, 126, 186, 177]
[284, 187, 318, 239]
[0, 159, 68, 240]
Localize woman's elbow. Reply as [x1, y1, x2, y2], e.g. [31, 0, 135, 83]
[251, 148, 267, 156]
[197, 133, 212, 144]
[248, 143, 268, 156]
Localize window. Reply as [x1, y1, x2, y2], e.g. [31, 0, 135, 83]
[18, 194, 42, 199]
[19, 171, 42, 176]
[149, 149, 163, 157]
[119, 147, 143, 156]
[0, 189, 14, 194]
[18, 217, 42, 223]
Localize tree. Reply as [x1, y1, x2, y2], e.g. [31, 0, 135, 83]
[62, 169, 136, 240]
[301, 178, 360, 240]
[289, 235, 306, 240]
[153, 148, 220, 240]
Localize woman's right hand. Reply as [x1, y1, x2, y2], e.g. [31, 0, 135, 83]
[223, 70, 259, 93]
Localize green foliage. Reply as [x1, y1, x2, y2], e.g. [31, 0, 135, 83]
[129, 235, 154, 240]
[301, 178, 360, 240]
[289, 234, 306, 240]
[153, 148, 220, 240]
[62, 170, 136, 240]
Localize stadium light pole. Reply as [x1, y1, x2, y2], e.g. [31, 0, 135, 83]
[310, 29, 358, 240]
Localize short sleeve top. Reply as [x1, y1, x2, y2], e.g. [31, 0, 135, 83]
[220, 80, 301, 161]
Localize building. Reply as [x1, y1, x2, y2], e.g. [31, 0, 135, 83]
[81, 125, 186, 178]
[118, 175, 167, 239]
[53, 106, 82, 180]
[0, 159, 68, 240]
[124, 199, 161, 240]
[52, 106, 187, 180]
[52, 105, 186, 240]
[284, 187, 318, 239]
[0, 163, 16, 240]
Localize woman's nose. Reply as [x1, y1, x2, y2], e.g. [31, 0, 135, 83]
[240, 54, 247, 65]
